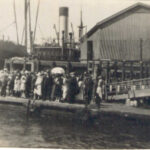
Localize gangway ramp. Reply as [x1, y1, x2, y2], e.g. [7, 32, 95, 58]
[107, 78, 150, 101]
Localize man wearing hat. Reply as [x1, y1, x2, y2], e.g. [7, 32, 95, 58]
[83, 73, 93, 106]
[42, 72, 53, 100]
[25, 71, 32, 98]
[1, 71, 8, 97]
[67, 72, 79, 103]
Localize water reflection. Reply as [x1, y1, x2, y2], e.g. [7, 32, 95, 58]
[0, 104, 150, 148]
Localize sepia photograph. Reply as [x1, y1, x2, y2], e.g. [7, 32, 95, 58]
[0, 0, 150, 149]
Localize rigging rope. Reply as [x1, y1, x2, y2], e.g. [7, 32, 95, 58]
[0, 21, 15, 33]
[21, 25, 25, 45]
[38, 23, 44, 39]
[33, 0, 40, 43]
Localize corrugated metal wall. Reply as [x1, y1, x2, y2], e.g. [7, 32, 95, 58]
[99, 12, 150, 60]
[81, 8, 150, 61]
[98, 13, 150, 60]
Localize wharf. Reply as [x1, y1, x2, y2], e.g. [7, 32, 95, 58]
[0, 96, 150, 119]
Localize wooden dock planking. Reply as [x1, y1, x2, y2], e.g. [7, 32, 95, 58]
[0, 96, 150, 120]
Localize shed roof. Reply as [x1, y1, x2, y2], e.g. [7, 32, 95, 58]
[83, 2, 150, 40]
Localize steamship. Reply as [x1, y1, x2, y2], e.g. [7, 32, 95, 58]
[4, 6, 86, 73]
[4, 1, 150, 104]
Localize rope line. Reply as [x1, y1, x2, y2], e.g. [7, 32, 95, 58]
[0, 21, 15, 33]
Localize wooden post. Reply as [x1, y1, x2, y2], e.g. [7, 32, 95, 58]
[148, 62, 150, 77]
[122, 61, 125, 81]
[144, 62, 147, 78]
[68, 32, 73, 61]
[130, 61, 133, 80]
[143, 62, 145, 78]
[114, 61, 117, 82]
[98, 60, 102, 76]
[140, 61, 143, 79]
[66, 62, 72, 74]
[61, 31, 65, 60]
[23, 58, 26, 71]
[86, 46, 88, 73]
[140, 38, 143, 61]
[146, 62, 149, 78]
[106, 61, 110, 83]
[10, 60, 13, 72]
[100, 60, 103, 77]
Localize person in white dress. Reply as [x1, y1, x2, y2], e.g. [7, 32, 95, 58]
[62, 75, 68, 101]
[20, 74, 27, 98]
[96, 77, 103, 99]
[95, 76, 103, 108]
[34, 72, 43, 99]
[14, 76, 21, 97]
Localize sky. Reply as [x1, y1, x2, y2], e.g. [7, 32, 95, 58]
[0, 0, 150, 45]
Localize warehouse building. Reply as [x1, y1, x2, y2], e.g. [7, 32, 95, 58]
[80, 3, 150, 81]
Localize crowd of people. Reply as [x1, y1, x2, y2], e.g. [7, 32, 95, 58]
[0, 68, 104, 107]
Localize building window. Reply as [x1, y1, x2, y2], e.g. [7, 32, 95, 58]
[87, 41, 93, 60]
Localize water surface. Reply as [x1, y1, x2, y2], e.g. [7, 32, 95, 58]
[0, 104, 149, 148]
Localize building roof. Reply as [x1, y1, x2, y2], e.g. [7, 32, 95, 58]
[83, 2, 150, 40]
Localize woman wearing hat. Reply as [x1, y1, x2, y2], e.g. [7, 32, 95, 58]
[62, 74, 68, 101]
[20, 74, 27, 98]
[14, 75, 21, 97]
[95, 76, 103, 108]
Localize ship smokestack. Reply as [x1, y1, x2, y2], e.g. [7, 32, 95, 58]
[59, 7, 69, 46]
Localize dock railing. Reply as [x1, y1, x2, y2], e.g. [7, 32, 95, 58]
[106, 78, 150, 97]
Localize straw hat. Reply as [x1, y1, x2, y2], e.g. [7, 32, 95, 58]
[16, 76, 19, 79]
[25, 70, 29, 74]
[98, 76, 102, 79]
[70, 72, 75, 76]
[4, 68, 8, 71]
[37, 72, 41, 76]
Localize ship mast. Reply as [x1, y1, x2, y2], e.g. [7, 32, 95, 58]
[13, 0, 19, 45]
[78, 9, 85, 40]
[24, 0, 28, 51]
[28, 0, 33, 54]
[24, 0, 40, 54]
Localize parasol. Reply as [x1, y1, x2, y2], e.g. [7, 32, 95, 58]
[51, 67, 65, 74]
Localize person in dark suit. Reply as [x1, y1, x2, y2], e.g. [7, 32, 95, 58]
[30, 72, 36, 99]
[46, 72, 53, 101]
[1, 75, 8, 97]
[25, 71, 32, 98]
[67, 72, 79, 103]
[83, 73, 94, 106]
[42, 72, 47, 100]
[42, 72, 53, 100]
